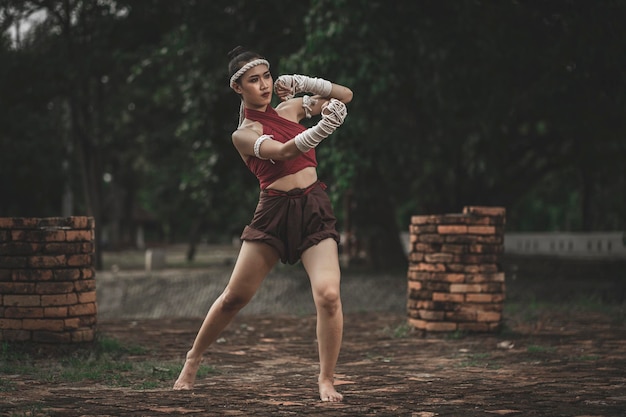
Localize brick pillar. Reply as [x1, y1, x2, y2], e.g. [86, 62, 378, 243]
[407, 206, 505, 332]
[0, 217, 97, 343]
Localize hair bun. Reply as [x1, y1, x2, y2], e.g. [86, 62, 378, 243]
[228, 46, 246, 60]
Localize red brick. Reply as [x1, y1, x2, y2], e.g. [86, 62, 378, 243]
[0, 242, 41, 255]
[28, 255, 66, 268]
[410, 224, 438, 234]
[407, 300, 436, 310]
[477, 311, 502, 322]
[419, 310, 445, 320]
[53, 269, 81, 281]
[408, 281, 422, 291]
[13, 269, 54, 281]
[77, 291, 96, 304]
[35, 282, 76, 294]
[22, 318, 65, 331]
[0, 329, 31, 341]
[0, 217, 38, 228]
[67, 254, 92, 267]
[462, 206, 506, 217]
[413, 262, 446, 272]
[74, 279, 96, 292]
[68, 302, 97, 316]
[437, 225, 468, 234]
[0, 282, 35, 294]
[432, 293, 465, 303]
[468, 226, 496, 235]
[450, 284, 483, 293]
[81, 242, 94, 253]
[3, 294, 40, 307]
[469, 272, 504, 282]
[41, 293, 78, 307]
[66, 216, 93, 229]
[460, 264, 500, 274]
[78, 315, 97, 327]
[408, 252, 424, 262]
[445, 310, 477, 322]
[0, 256, 28, 268]
[32, 331, 71, 343]
[424, 253, 456, 263]
[425, 321, 458, 332]
[468, 244, 503, 254]
[4, 307, 43, 318]
[65, 230, 93, 242]
[431, 273, 466, 283]
[411, 215, 439, 225]
[43, 243, 84, 255]
[64, 318, 81, 329]
[465, 294, 498, 303]
[407, 288, 433, 301]
[0, 318, 23, 329]
[441, 244, 466, 254]
[422, 281, 450, 292]
[417, 234, 445, 244]
[413, 243, 439, 253]
[81, 268, 95, 279]
[44, 307, 68, 318]
[407, 318, 427, 330]
[71, 328, 95, 342]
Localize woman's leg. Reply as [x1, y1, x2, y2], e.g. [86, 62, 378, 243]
[301, 238, 344, 402]
[173, 241, 279, 390]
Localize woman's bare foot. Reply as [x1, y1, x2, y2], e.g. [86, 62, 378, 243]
[319, 377, 343, 402]
[173, 354, 202, 390]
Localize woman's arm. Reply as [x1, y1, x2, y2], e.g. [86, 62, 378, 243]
[233, 98, 348, 162]
[232, 126, 301, 163]
[275, 74, 353, 121]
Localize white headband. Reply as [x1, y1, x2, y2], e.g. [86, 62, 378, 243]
[229, 59, 270, 88]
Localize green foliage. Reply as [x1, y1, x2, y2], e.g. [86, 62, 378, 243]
[1, 0, 624, 263]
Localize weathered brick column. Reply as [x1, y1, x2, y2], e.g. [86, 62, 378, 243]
[0, 217, 96, 343]
[407, 206, 505, 332]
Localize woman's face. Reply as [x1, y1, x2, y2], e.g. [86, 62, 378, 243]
[236, 64, 272, 107]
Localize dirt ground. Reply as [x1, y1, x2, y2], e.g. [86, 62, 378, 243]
[2, 254, 626, 417]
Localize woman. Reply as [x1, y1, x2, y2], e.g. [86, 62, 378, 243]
[173, 47, 353, 402]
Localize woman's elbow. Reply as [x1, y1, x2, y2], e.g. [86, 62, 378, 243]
[343, 88, 353, 104]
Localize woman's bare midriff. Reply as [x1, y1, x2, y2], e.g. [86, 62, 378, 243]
[266, 166, 318, 192]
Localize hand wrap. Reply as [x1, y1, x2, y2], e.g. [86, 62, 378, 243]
[275, 74, 332, 100]
[294, 99, 347, 153]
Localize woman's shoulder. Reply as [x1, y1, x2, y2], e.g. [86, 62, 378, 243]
[275, 98, 304, 123]
[232, 120, 263, 139]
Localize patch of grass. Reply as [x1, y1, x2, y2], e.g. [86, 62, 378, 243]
[0, 341, 36, 375]
[383, 322, 413, 339]
[0, 378, 17, 392]
[7, 403, 51, 417]
[0, 337, 217, 390]
[445, 330, 468, 340]
[526, 344, 556, 354]
[96, 335, 148, 356]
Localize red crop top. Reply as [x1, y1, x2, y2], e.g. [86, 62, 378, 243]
[244, 106, 317, 189]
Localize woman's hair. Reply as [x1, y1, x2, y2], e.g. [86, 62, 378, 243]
[227, 46, 265, 85]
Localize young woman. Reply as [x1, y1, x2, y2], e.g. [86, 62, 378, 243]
[173, 47, 353, 402]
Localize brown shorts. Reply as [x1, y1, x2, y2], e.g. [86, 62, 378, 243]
[240, 181, 340, 264]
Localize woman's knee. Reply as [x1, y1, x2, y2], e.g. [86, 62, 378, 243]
[219, 289, 252, 312]
[315, 287, 342, 315]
